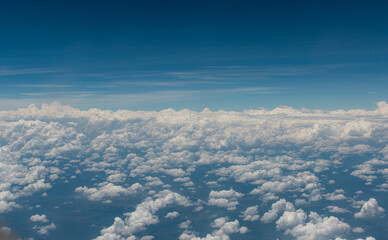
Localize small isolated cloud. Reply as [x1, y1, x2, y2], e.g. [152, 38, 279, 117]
[240, 206, 260, 221]
[261, 199, 295, 223]
[30, 214, 49, 223]
[208, 189, 244, 210]
[352, 227, 365, 233]
[354, 198, 385, 219]
[179, 217, 247, 240]
[33, 223, 56, 235]
[96, 190, 191, 240]
[165, 211, 179, 219]
[324, 189, 347, 201]
[179, 220, 191, 229]
[326, 206, 350, 214]
[75, 182, 143, 201]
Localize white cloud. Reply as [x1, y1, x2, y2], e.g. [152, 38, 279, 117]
[354, 198, 385, 219]
[75, 182, 143, 201]
[179, 220, 191, 229]
[0, 102, 387, 238]
[324, 189, 347, 201]
[280, 211, 350, 240]
[208, 189, 243, 210]
[240, 205, 260, 221]
[33, 223, 56, 235]
[261, 199, 295, 223]
[326, 206, 350, 214]
[179, 217, 247, 240]
[352, 227, 365, 233]
[165, 211, 179, 219]
[96, 190, 191, 240]
[107, 173, 126, 183]
[30, 214, 49, 223]
[276, 209, 307, 230]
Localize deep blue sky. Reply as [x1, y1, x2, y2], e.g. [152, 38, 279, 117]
[0, 0, 387, 110]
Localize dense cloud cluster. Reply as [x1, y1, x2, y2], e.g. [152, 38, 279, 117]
[179, 217, 247, 240]
[97, 190, 191, 240]
[0, 102, 387, 239]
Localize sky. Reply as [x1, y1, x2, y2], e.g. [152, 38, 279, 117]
[0, 0, 387, 111]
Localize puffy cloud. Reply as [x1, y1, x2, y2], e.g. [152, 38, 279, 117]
[240, 206, 260, 221]
[140, 236, 154, 240]
[250, 171, 322, 202]
[352, 227, 365, 233]
[208, 189, 243, 210]
[165, 211, 179, 219]
[0, 102, 387, 238]
[0, 201, 19, 213]
[351, 159, 388, 185]
[276, 209, 307, 230]
[30, 214, 49, 223]
[107, 173, 126, 183]
[326, 206, 350, 214]
[75, 182, 143, 202]
[209, 189, 243, 199]
[261, 199, 295, 223]
[324, 189, 347, 201]
[354, 198, 385, 219]
[144, 177, 164, 187]
[165, 168, 187, 177]
[33, 223, 56, 235]
[179, 217, 247, 240]
[281, 211, 350, 240]
[96, 190, 191, 240]
[179, 220, 191, 229]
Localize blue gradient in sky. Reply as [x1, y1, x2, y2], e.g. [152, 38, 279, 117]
[0, 0, 387, 110]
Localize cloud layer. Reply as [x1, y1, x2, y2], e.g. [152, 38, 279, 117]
[0, 102, 387, 239]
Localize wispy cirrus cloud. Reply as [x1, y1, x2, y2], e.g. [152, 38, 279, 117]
[0, 67, 60, 76]
[83, 64, 366, 82]
[15, 84, 74, 88]
[0, 86, 282, 110]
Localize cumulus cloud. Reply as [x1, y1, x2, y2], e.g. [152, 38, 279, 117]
[354, 198, 385, 219]
[351, 159, 388, 186]
[75, 182, 143, 201]
[326, 206, 350, 214]
[165, 211, 179, 219]
[30, 214, 49, 223]
[208, 189, 243, 210]
[240, 205, 260, 221]
[0, 102, 387, 239]
[324, 189, 347, 201]
[33, 223, 56, 235]
[179, 220, 191, 229]
[179, 217, 247, 240]
[261, 199, 295, 223]
[352, 227, 365, 233]
[276, 209, 307, 230]
[96, 190, 192, 240]
[279, 211, 350, 240]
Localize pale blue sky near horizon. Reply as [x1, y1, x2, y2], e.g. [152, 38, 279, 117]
[0, 0, 387, 111]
